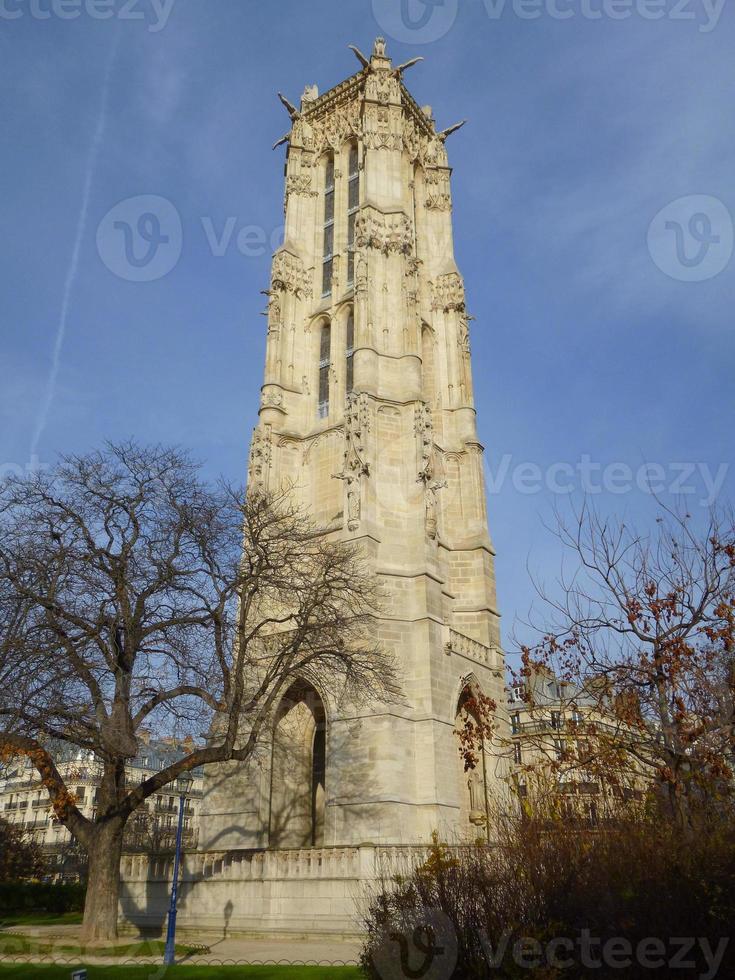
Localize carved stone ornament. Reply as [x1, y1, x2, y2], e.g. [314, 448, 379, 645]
[266, 293, 282, 333]
[280, 70, 444, 168]
[355, 251, 368, 294]
[459, 313, 472, 354]
[248, 424, 273, 492]
[355, 208, 413, 256]
[334, 392, 371, 532]
[271, 250, 312, 298]
[425, 169, 452, 212]
[285, 174, 317, 198]
[415, 402, 446, 540]
[431, 272, 465, 313]
[365, 70, 399, 107]
[307, 99, 362, 153]
[261, 390, 284, 409]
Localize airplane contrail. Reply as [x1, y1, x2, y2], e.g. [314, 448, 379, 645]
[30, 28, 121, 460]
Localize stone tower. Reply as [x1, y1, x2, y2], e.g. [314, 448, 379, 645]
[121, 37, 509, 941]
[197, 37, 507, 857]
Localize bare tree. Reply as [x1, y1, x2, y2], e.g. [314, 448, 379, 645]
[521, 502, 735, 833]
[0, 442, 397, 943]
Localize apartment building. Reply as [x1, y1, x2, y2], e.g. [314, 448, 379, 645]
[0, 737, 203, 880]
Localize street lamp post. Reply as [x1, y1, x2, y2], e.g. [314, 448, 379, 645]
[163, 771, 194, 966]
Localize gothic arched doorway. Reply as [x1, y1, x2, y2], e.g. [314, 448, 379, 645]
[269, 681, 326, 848]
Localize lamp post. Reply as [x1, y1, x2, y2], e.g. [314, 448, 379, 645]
[163, 771, 194, 966]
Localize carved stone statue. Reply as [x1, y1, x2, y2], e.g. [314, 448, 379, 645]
[425, 484, 439, 540]
[345, 472, 361, 528]
[356, 253, 368, 294]
[468, 770, 486, 826]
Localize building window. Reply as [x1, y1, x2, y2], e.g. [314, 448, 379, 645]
[318, 322, 331, 418]
[347, 144, 359, 286]
[345, 311, 355, 395]
[513, 742, 522, 765]
[550, 711, 561, 730]
[554, 738, 565, 761]
[511, 712, 521, 735]
[322, 155, 335, 297]
[571, 708, 583, 725]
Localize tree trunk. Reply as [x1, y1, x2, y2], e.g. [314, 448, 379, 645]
[80, 820, 126, 946]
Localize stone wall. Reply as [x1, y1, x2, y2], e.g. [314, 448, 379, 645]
[120, 845, 425, 939]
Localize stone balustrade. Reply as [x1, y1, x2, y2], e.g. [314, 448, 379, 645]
[445, 628, 502, 670]
[123, 845, 370, 884]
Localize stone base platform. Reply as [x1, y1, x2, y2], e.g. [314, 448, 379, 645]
[119, 844, 421, 941]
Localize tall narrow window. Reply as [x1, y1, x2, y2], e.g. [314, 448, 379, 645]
[347, 144, 359, 286]
[322, 155, 335, 298]
[318, 322, 331, 418]
[345, 311, 355, 395]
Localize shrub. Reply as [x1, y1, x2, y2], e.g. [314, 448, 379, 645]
[0, 817, 47, 881]
[361, 820, 735, 979]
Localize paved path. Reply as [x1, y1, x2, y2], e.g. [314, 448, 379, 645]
[0, 923, 362, 966]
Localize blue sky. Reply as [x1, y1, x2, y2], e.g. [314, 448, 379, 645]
[1, 0, 733, 649]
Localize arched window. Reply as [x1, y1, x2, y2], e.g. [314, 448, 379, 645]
[270, 681, 327, 848]
[345, 310, 355, 395]
[322, 155, 335, 298]
[347, 144, 359, 286]
[318, 322, 331, 419]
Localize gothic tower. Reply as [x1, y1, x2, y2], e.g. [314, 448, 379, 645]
[200, 38, 507, 855]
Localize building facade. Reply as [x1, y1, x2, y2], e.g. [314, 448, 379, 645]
[508, 667, 648, 824]
[1, 739, 203, 880]
[121, 37, 508, 937]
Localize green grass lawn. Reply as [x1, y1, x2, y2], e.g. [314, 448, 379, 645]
[0, 968, 363, 979]
[0, 912, 83, 927]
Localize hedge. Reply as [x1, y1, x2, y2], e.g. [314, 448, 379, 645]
[0, 881, 85, 915]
